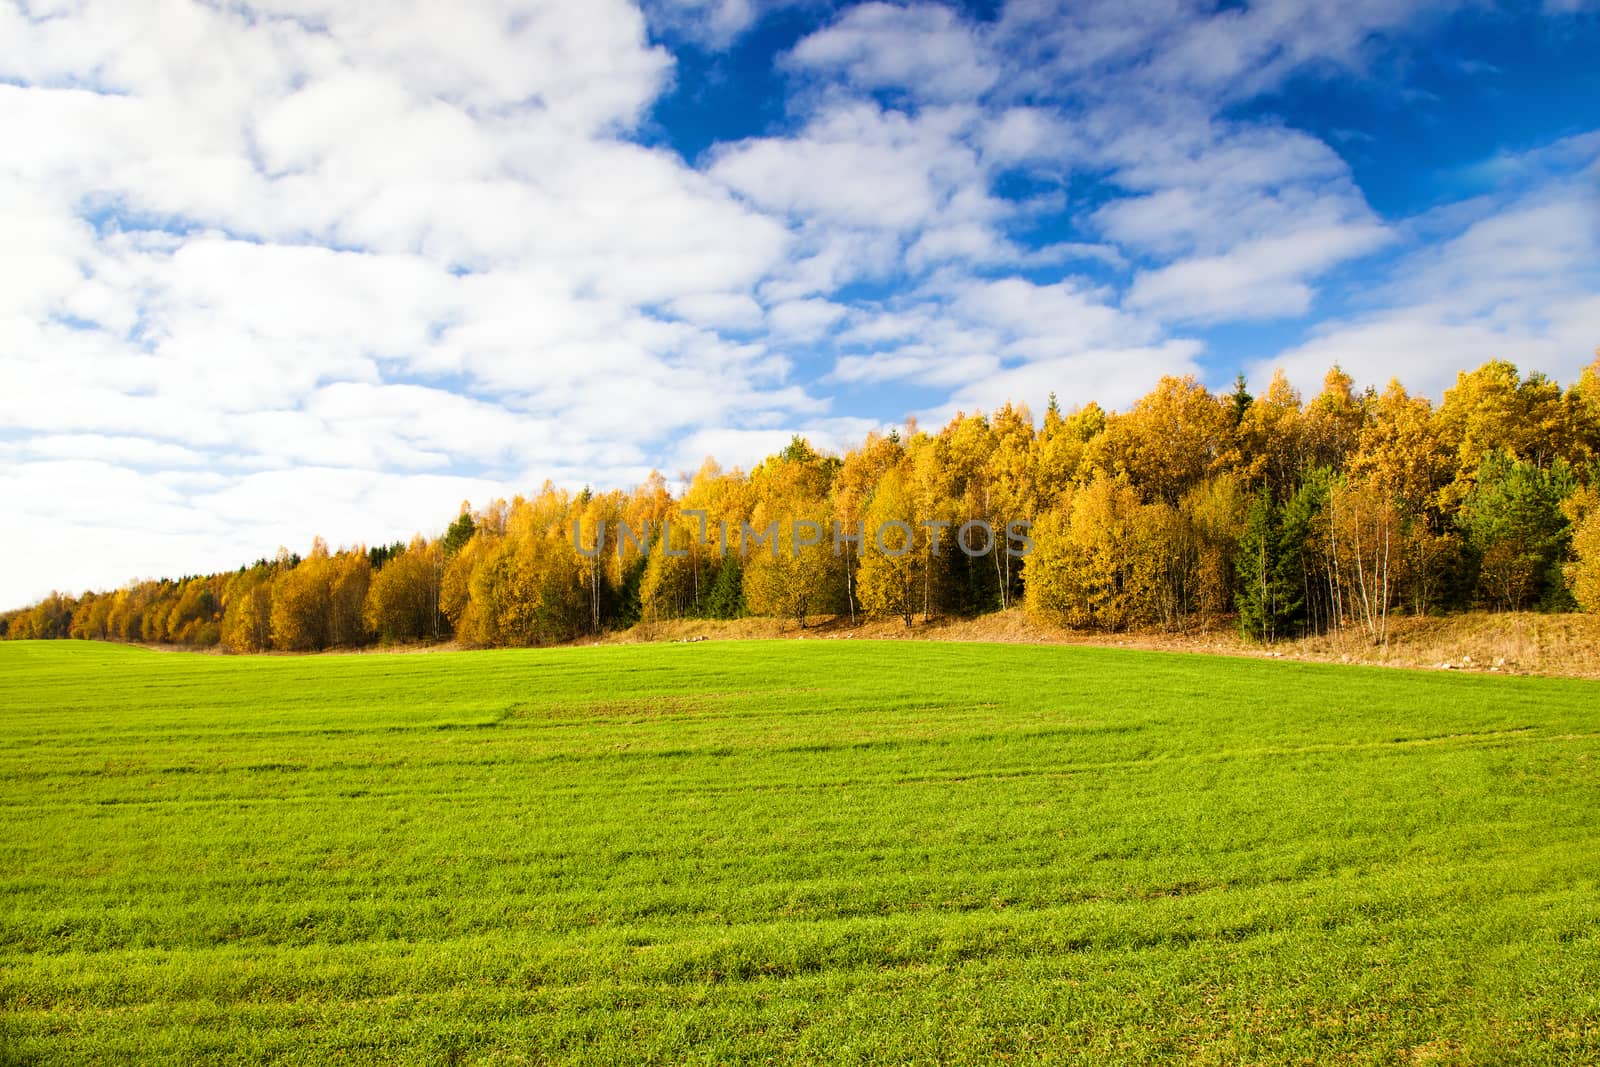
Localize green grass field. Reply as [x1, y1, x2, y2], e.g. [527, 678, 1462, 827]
[2, 640, 1598, 1064]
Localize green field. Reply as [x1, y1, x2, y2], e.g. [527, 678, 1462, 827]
[2, 640, 1598, 1064]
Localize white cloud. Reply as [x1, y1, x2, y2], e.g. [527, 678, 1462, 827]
[977, 107, 1080, 167]
[939, 339, 1208, 418]
[1091, 121, 1393, 323]
[829, 274, 1175, 408]
[12, 435, 210, 469]
[1260, 166, 1600, 397]
[710, 103, 996, 232]
[665, 292, 767, 330]
[1127, 221, 1392, 323]
[766, 298, 849, 340]
[786, 3, 997, 102]
[664, 420, 881, 477]
[0, 0, 830, 608]
[1094, 123, 1371, 256]
[991, 0, 1461, 105]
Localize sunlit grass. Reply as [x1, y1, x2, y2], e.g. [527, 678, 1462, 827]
[2, 639, 1598, 1064]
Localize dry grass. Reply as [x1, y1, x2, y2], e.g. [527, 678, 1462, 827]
[126, 607, 1597, 680]
[604, 608, 1600, 680]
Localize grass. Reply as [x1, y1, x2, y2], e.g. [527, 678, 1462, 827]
[1, 639, 1598, 1064]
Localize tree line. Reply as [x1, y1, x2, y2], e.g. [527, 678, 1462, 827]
[6, 357, 1600, 651]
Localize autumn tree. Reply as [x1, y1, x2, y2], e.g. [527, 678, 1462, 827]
[857, 465, 921, 627]
[442, 516, 496, 645]
[832, 431, 905, 624]
[13, 354, 1600, 650]
[741, 438, 840, 629]
[1303, 365, 1368, 473]
[1563, 481, 1600, 612]
[271, 539, 332, 651]
[1033, 401, 1102, 512]
[469, 486, 588, 646]
[221, 566, 275, 653]
[1232, 370, 1305, 497]
[1350, 380, 1457, 615]
[1326, 475, 1402, 646]
[640, 508, 695, 623]
[984, 403, 1036, 610]
[1569, 354, 1600, 463]
[1181, 475, 1248, 619]
[365, 536, 444, 643]
[1094, 376, 1230, 504]
[327, 550, 372, 648]
[1024, 474, 1164, 630]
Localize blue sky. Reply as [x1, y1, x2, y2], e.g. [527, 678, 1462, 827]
[0, 0, 1597, 608]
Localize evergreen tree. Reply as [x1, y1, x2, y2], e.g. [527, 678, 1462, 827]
[1228, 373, 1253, 428]
[442, 510, 476, 557]
[1278, 473, 1328, 636]
[1235, 488, 1301, 642]
[704, 557, 745, 619]
[1457, 452, 1575, 611]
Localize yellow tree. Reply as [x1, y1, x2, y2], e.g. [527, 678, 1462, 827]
[1033, 399, 1102, 512]
[1436, 360, 1578, 492]
[73, 592, 114, 642]
[856, 464, 921, 627]
[1302, 365, 1368, 473]
[985, 402, 1037, 609]
[507, 485, 588, 645]
[365, 536, 443, 644]
[1232, 370, 1305, 494]
[740, 437, 838, 628]
[1022, 500, 1075, 627]
[1180, 474, 1248, 619]
[890, 428, 940, 621]
[1325, 475, 1403, 646]
[166, 577, 222, 646]
[1351, 381, 1449, 513]
[677, 458, 740, 617]
[1563, 484, 1600, 612]
[466, 488, 584, 646]
[221, 567, 275, 653]
[1095, 376, 1230, 504]
[1023, 474, 1162, 630]
[270, 539, 334, 651]
[327, 549, 371, 647]
[640, 502, 693, 624]
[1568, 353, 1600, 464]
[1350, 379, 1457, 614]
[572, 488, 618, 634]
[442, 521, 496, 645]
[1071, 475, 1166, 629]
[831, 431, 904, 624]
[616, 472, 676, 622]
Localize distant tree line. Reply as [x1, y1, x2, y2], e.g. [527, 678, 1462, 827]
[6, 357, 1600, 650]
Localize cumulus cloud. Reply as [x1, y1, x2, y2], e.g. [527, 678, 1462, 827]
[0, 0, 824, 607]
[829, 273, 1183, 409]
[1, 0, 1594, 609]
[1259, 155, 1600, 397]
[786, 2, 998, 102]
[710, 104, 997, 232]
